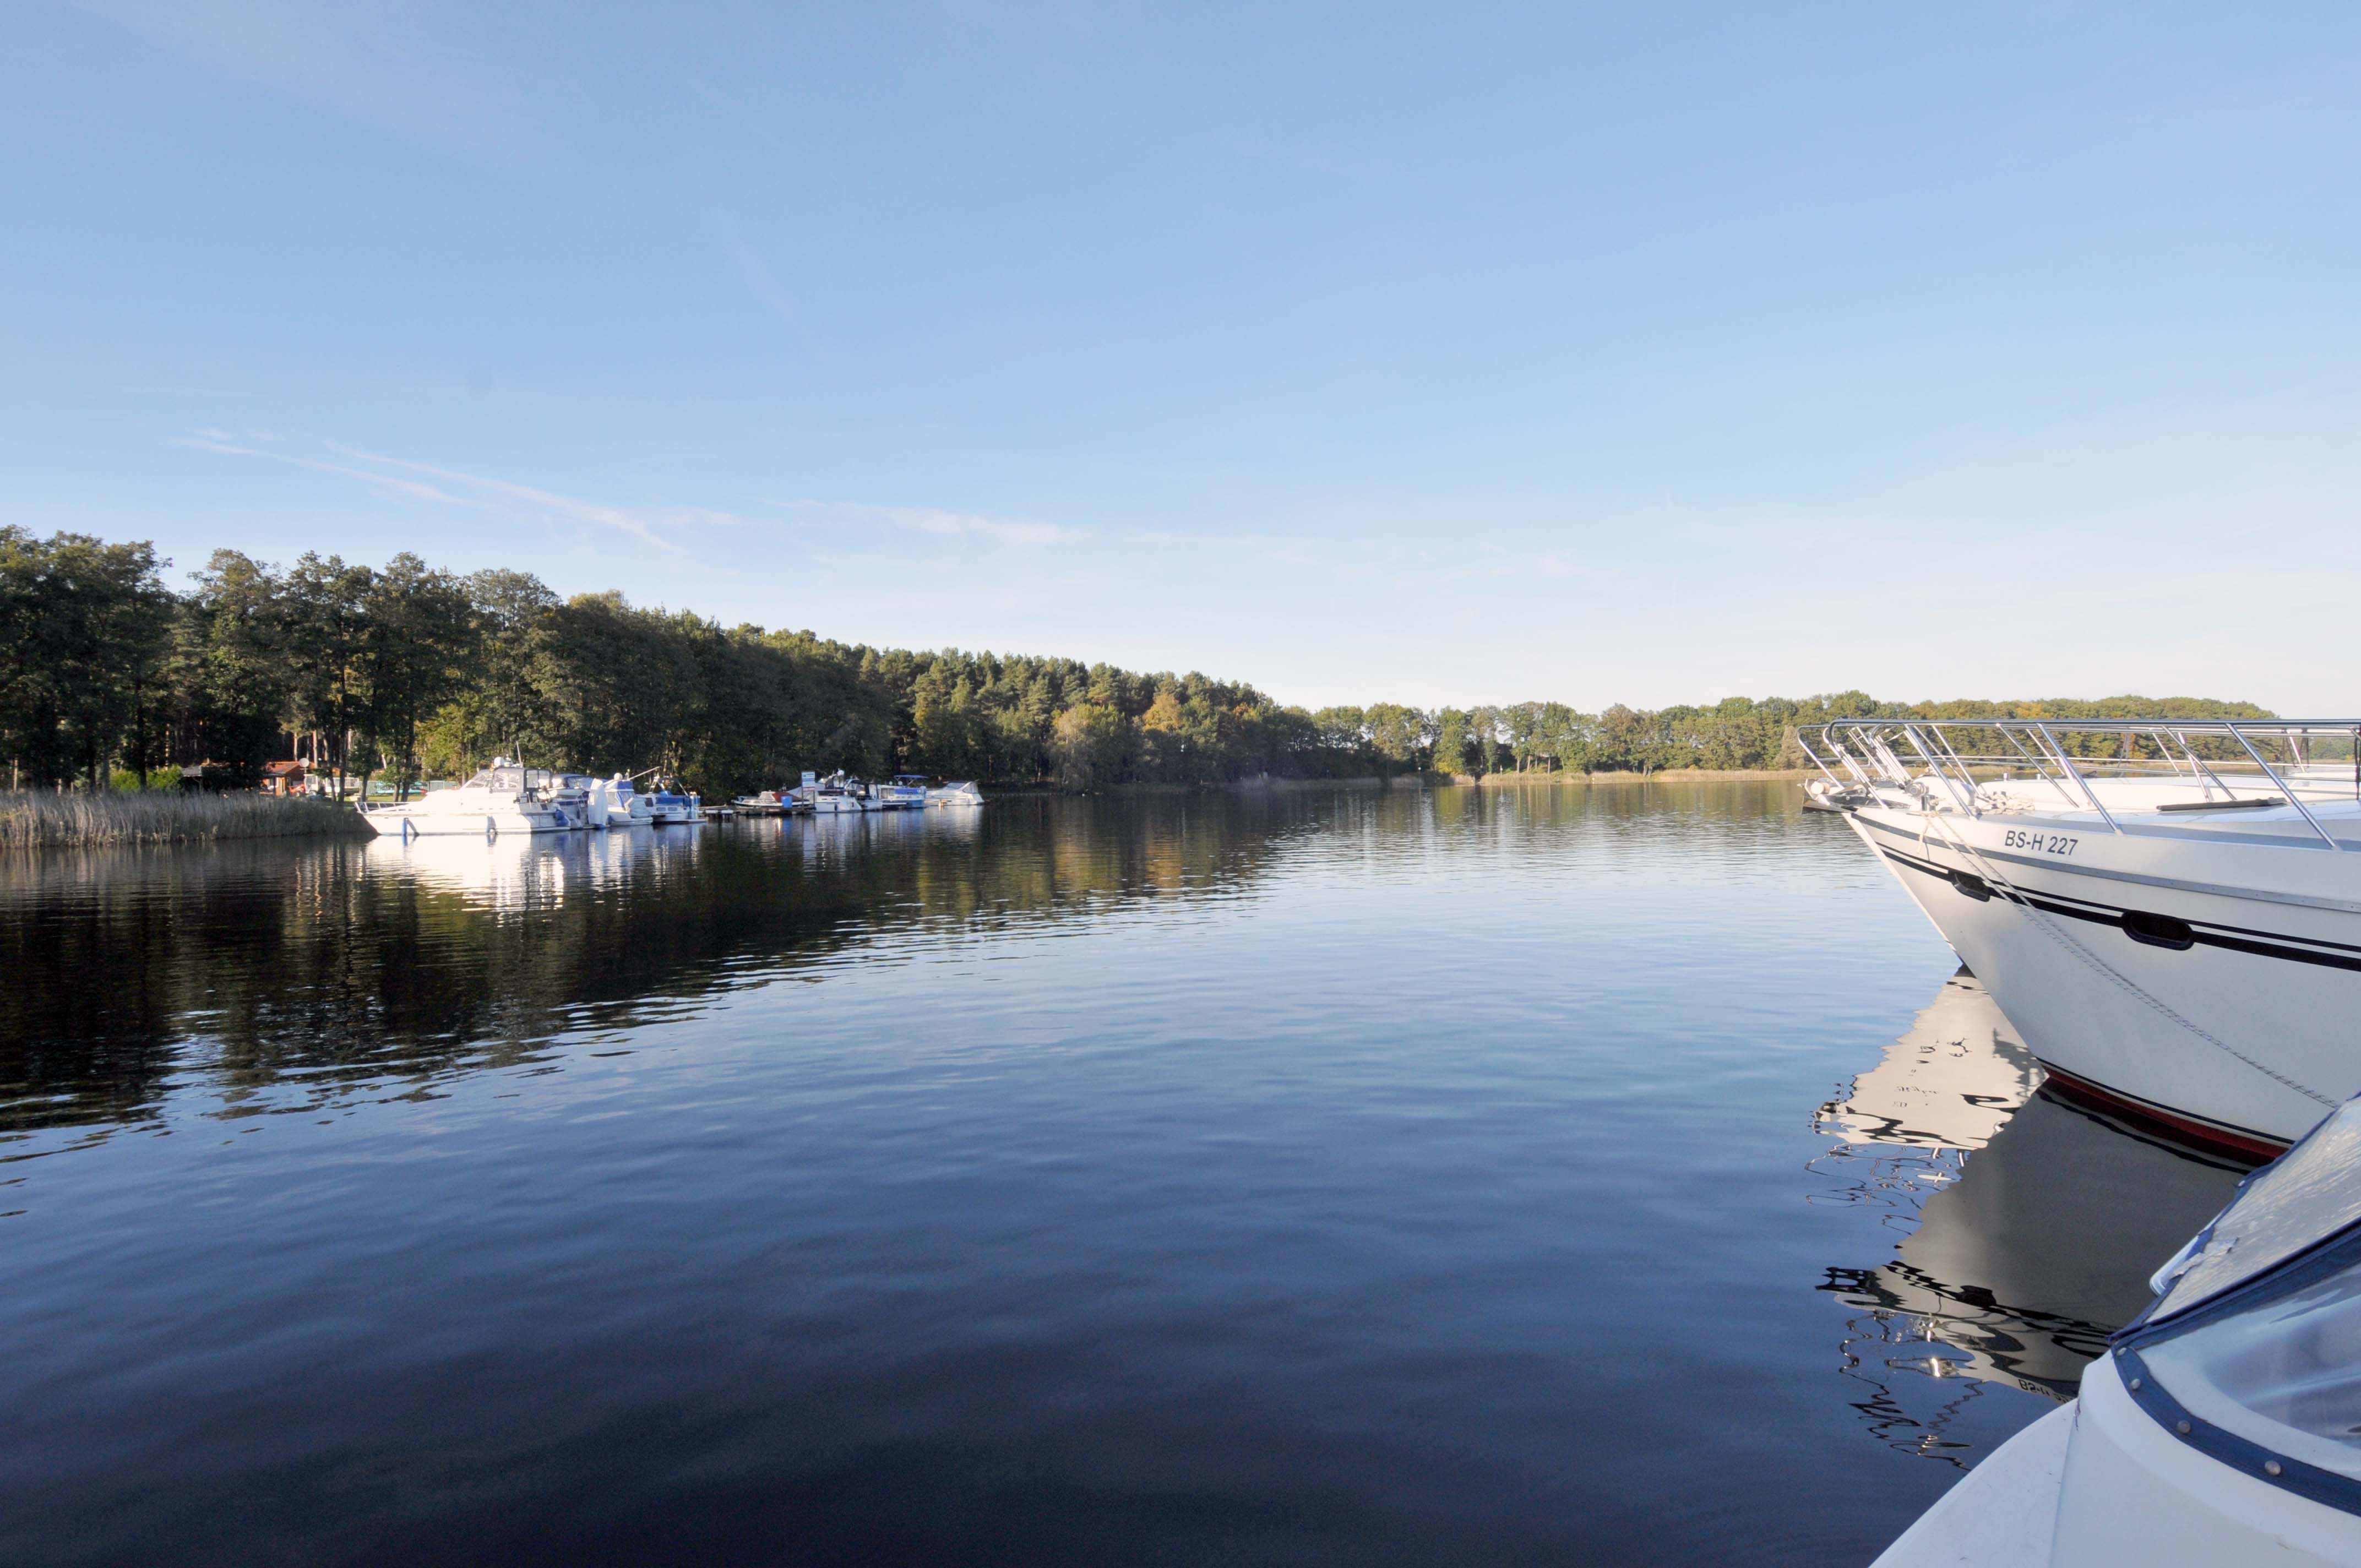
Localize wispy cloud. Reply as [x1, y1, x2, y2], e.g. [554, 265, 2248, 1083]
[182, 431, 742, 545]
[775, 499, 1078, 548]
[75, 0, 556, 166]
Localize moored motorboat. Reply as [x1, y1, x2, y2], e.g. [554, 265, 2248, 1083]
[1805, 718, 2361, 1157]
[872, 774, 929, 810]
[927, 781, 984, 808]
[542, 774, 594, 830]
[806, 772, 868, 813]
[646, 780, 706, 825]
[604, 774, 656, 828]
[361, 758, 572, 838]
[556, 773, 623, 829]
[1870, 1093, 2361, 1567]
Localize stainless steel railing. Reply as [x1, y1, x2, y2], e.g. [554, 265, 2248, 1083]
[1800, 717, 2361, 850]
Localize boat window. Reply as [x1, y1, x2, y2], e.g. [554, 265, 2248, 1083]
[2138, 1231, 2361, 1488]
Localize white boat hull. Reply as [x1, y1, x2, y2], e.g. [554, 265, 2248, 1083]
[2051, 1355, 2361, 1567]
[1876, 1360, 2361, 1567]
[1847, 803, 2359, 1153]
[1871, 1398, 2072, 1568]
[365, 805, 570, 838]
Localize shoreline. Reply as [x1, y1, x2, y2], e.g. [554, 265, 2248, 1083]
[0, 772, 1819, 843]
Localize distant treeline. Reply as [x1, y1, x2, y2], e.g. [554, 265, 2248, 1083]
[0, 529, 2276, 796]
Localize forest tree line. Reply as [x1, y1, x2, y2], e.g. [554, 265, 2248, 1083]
[0, 529, 2276, 796]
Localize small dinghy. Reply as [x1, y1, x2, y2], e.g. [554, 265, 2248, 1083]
[1873, 1093, 2361, 1566]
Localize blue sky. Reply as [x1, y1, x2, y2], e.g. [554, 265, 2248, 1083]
[6, 3, 2359, 711]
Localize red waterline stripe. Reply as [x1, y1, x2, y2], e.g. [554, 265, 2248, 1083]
[2036, 1064, 2289, 1164]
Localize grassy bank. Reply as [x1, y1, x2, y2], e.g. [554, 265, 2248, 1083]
[0, 791, 373, 850]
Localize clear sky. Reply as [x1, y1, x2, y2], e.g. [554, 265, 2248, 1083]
[6, 3, 2359, 712]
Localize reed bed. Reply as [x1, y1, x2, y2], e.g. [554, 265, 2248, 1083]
[0, 791, 372, 849]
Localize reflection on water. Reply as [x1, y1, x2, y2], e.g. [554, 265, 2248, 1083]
[0, 781, 2085, 1566]
[1814, 970, 2249, 1463]
[0, 802, 1260, 1158]
[1817, 970, 2042, 1153]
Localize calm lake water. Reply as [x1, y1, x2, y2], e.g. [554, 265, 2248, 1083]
[0, 783, 2246, 1566]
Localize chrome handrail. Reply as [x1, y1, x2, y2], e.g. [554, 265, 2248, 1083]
[1807, 716, 2357, 850]
[2034, 721, 2121, 834]
[2224, 721, 2340, 851]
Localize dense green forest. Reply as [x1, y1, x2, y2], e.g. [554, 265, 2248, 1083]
[0, 528, 2276, 796]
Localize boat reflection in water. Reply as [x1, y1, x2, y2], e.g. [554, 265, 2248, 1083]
[1815, 970, 2250, 1461]
[365, 830, 582, 914]
[365, 808, 731, 912]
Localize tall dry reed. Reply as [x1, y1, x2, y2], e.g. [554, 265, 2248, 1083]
[0, 791, 371, 849]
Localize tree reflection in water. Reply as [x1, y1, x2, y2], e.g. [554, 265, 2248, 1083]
[1811, 968, 2249, 1465]
[0, 795, 1296, 1161]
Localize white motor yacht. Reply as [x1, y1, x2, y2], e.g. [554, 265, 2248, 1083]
[645, 780, 705, 825]
[1872, 1092, 2361, 1567]
[873, 774, 929, 810]
[1806, 718, 2361, 1158]
[605, 774, 655, 828]
[808, 772, 868, 814]
[554, 773, 618, 829]
[541, 772, 594, 830]
[362, 758, 572, 839]
[927, 781, 985, 808]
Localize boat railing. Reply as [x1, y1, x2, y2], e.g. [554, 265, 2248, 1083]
[1802, 718, 2361, 849]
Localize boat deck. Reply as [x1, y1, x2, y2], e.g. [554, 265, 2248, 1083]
[1845, 771, 2361, 851]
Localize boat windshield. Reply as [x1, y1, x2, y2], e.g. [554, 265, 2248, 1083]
[2152, 1098, 2361, 1321]
[2139, 1235, 2361, 1486]
[2114, 1095, 2361, 1513]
